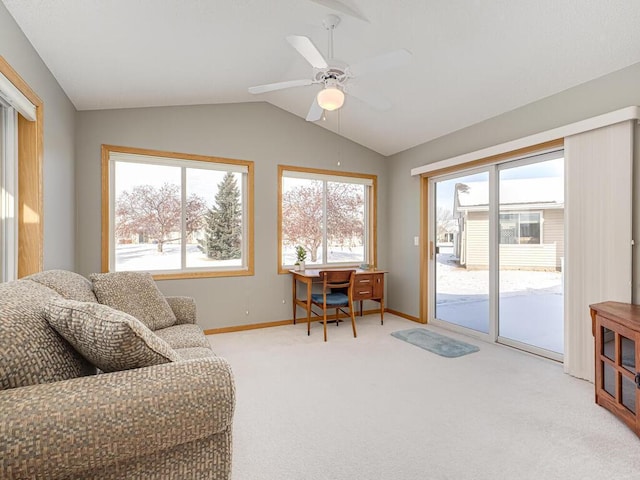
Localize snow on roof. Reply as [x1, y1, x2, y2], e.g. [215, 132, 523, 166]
[456, 177, 564, 207]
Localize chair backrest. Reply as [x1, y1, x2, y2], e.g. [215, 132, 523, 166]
[318, 270, 356, 291]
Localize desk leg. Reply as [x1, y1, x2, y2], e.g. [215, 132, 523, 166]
[292, 276, 297, 325]
[359, 300, 363, 317]
[380, 297, 384, 325]
[306, 280, 312, 333]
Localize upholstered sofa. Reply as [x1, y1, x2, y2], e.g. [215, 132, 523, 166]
[0, 270, 235, 479]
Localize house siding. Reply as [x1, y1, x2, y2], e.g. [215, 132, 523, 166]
[465, 208, 563, 270]
[543, 208, 564, 268]
[466, 211, 489, 267]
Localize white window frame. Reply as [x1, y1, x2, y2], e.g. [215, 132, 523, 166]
[278, 165, 377, 273]
[499, 211, 543, 245]
[103, 145, 254, 279]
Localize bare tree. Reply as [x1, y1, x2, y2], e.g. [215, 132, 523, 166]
[326, 182, 364, 247]
[436, 207, 457, 242]
[282, 181, 363, 262]
[282, 182, 323, 262]
[116, 183, 207, 253]
[185, 194, 208, 239]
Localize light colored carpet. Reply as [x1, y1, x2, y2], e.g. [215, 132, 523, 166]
[211, 314, 640, 480]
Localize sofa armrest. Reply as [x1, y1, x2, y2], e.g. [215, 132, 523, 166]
[165, 296, 197, 324]
[0, 357, 235, 479]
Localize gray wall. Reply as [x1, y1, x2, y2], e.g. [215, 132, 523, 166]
[75, 103, 388, 329]
[7, 0, 640, 324]
[387, 61, 640, 318]
[0, 3, 77, 271]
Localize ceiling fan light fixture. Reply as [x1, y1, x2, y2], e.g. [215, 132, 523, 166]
[317, 87, 345, 111]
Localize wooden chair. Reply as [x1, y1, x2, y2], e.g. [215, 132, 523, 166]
[309, 270, 357, 342]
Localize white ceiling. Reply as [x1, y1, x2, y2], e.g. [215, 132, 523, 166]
[3, 0, 640, 156]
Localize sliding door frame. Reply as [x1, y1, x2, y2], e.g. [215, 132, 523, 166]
[494, 154, 565, 362]
[427, 165, 496, 343]
[419, 140, 564, 343]
[0, 56, 44, 277]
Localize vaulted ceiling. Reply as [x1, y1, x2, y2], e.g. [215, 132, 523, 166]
[3, 0, 640, 156]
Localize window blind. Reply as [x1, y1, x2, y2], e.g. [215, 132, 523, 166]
[564, 120, 634, 382]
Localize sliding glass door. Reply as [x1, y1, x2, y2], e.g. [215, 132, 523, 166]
[434, 169, 491, 336]
[430, 151, 564, 359]
[498, 157, 564, 356]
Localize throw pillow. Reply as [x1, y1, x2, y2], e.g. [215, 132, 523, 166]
[45, 298, 180, 373]
[89, 272, 176, 330]
[25, 269, 98, 303]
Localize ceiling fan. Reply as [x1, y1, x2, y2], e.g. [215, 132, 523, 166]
[248, 14, 411, 122]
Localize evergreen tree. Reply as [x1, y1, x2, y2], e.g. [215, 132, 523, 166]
[199, 172, 242, 260]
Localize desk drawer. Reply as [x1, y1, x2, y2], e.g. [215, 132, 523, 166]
[355, 275, 374, 287]
[353, 285, 373, 300]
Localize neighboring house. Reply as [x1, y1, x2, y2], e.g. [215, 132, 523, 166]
[453, 178, 564, 271]
[436, 208, 457, 246]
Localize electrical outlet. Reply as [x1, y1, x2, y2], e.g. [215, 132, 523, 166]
[414, 236, 419, 246]
[282, 299, 286, 304]
[245, 310, 249, 316]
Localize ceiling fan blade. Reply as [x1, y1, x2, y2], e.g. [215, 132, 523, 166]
[286, 35, 329, 69]
[308, 0, 369, 22]
[345, 84, 391, 111]
[248, 79, 313, 94]
[346, 49, 412, 78]
[306, 96, 324, 122]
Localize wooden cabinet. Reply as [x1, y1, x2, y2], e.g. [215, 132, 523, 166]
[352, 273, 384, 301]
[590, 301, 640, 437]
[352, 272, 385, 324]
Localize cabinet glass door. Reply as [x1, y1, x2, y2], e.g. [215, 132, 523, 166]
[598, 324, 638, 415]
[620, 334, 636, 414]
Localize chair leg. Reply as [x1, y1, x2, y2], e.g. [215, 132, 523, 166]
[335, 308, 339, 326]
[307, 311, 311, 336]
[323, 308, 328, 342]
[349, 300, 357, 338]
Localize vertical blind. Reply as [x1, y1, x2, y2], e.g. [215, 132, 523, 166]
[564, 120, 634, 381]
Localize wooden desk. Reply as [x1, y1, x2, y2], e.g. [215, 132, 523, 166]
[290, 268, 386, 326]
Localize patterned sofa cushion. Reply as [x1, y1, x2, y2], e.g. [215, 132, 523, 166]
[0, 280, 96, 390]
[90, 272, 177, 330]
[25, 269, 98, 303]
[175, 347, 216, 360]
[154, 324, 212, 350]
[45, 299, 180, 373]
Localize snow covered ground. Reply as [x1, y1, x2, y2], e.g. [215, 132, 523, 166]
[115, 243, 241, 271]
[435, 253, 563, 354]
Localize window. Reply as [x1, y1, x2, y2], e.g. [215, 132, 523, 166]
[102, 145, 254, 279]
[278, 165, 376, 272]
[499, 212, 541, 244]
